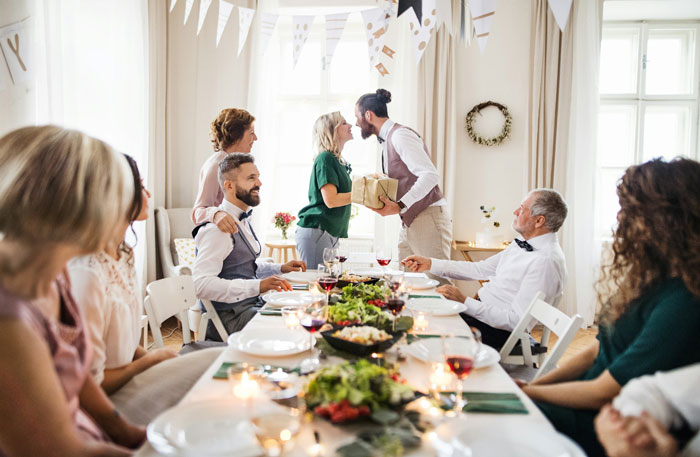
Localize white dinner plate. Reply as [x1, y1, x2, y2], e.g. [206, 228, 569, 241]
[432, 418, 586, 457]
[354, 268, 402, 277]
[406, 298, 467, 316]
[147, 399, 261, 456]
[404, 277, 440, 290]
[262, 291, 315, 308]
[282, 270, 317, 284]
[227, 328, 314, 357]
[405, 339, 500, 368]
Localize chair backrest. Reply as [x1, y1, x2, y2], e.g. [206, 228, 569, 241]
[144, 276, 196, 348]
[499, 291, 583, 381]
[155, 207, 195, 278]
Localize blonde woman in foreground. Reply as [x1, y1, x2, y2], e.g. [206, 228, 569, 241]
[295, 112, 354, 268]
[0, 126, 145, 456]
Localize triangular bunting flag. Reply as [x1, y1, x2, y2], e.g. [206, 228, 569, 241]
[468, 0, 497, 53]
[435, 0, 453, 34]
[216, 0, 234, 47]
[183, 0, 195, 25]
[398, 0, 423, 25]
[259, 13, 279, 57]
[405, 0, 437, 64]
[170, 0, 178, 13]
[361, 6, 395, 68]
[547, 0, 573, 31]
[324, 13, 349, 70]
[237, 7, 256, 56]
[197, 0, 213, 35]
[292, 15, 314, 68]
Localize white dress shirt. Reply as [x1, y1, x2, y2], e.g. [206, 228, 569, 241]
[378, 119, 447, 213]
[193, 199, 281, 303]
[430, 232, 567, 331]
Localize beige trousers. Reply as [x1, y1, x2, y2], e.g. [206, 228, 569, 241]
[398, 205, 453, 285]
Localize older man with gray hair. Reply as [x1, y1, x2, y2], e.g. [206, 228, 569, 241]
[403, 189, 568, 349]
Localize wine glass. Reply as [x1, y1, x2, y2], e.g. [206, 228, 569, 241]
[388, 270, 404, 295]
[443, 334, 480, 413]
[316, 264, 337, 304]
[375, 248, 391, 277]
[299, 296, 328, 374]
[250, 399, 302, 457]
[335, 246, 348, 276]
[386, 294, 405, 333]
[322, 247, 339, 277]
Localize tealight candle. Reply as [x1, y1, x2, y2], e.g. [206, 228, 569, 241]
[413, 312, 429, 332]
[281, 306, 301, 330]
[429, 362, 453, 392]
[232, 370, 260, 400]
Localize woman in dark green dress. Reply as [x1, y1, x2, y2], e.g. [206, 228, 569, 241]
[520, 158, 700, 456]
[295, 112, 354, 269]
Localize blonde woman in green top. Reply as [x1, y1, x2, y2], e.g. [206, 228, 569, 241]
[296, 112, 354, 269]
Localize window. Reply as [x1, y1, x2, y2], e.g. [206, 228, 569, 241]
[595, 22, 700, 239]
[260, 14, 379, 240]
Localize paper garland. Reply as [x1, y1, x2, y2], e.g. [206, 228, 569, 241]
[292, 16, 314, 68]
[547, 0, 573, 31]
[0, 18, 32, 85]
[216, 0, 234, 47]
[237, 7, 255, 56]
[405, 0, 437, 64]
[183, 0, 195, 25]
[197, 0, 213, 35]
[468, 0, 497, 53]
[435, 0, 453, 34]
[258, 13, 279, 57]
[361, 6, 394, 69]
[398, 0, 423, 25]
[324, 13, 349, 70]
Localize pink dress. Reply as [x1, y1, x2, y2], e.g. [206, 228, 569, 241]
[191, 151, 227, 225]
[0, 273, 107, 455]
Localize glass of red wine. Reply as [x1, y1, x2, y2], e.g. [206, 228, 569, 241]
[335, 246, 348, 276]
[316, 264, 337, 305]
[375, 248, 391, 278]
[387, 296, 405, 332]
[443, 333, 480, 413]
[299, 295, 328, 374]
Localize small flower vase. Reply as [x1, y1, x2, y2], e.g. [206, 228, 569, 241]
[281, 227, 288, 240]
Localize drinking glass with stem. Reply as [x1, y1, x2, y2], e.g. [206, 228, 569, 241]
[375, 248, 391, 278]
[299, 294, 328, 374]
[386, 269, 405, 332]
[443, 330, 481, 413]
[322, 247, 339, 278]
[316, 264, 337, 304]
[335, 246, 348, 276]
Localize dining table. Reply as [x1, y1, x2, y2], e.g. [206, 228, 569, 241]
[135, 272, 575, 457]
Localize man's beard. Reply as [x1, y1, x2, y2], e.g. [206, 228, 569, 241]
[359, 120, 375, 139]
[236, 185, 260, 207]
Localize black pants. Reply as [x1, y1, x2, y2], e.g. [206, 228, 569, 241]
[461, 314, 511, 350]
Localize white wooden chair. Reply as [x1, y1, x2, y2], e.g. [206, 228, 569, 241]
[144, 276, 228, 348]
[499, 291, 583, 382]
[197, 298, 228, 342]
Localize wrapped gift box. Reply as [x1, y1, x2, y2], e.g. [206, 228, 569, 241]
[351, 174, 398, 209]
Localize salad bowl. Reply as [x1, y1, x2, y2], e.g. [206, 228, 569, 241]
[321, 324, 402, 356]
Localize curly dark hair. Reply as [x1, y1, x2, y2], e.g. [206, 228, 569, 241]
[356, 89, 392, 118]
[597, 157, 700, 324]
[120, 154, 143, 265]
[210, 108, 255, 152]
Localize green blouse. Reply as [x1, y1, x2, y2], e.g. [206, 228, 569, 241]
[297, 151, 352, 239]
[538, 278, 700, 456]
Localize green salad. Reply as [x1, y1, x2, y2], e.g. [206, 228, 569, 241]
[305, 360, 415, 415]
[341, 283, 388, 302]
[328, 298, 391, 328]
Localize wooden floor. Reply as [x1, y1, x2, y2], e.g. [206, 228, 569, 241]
[154, 317, 599, 363]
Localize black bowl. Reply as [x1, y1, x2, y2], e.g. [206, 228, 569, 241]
[336, 276, 381, 288]
[321, 325, 402, 356]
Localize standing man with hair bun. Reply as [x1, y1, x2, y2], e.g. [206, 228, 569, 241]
[355, 89, 452, 283]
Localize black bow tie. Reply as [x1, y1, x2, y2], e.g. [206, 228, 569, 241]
[514, 238, 534, 252]
[377, 136, 385, 144]
[239, 210, 253, 221]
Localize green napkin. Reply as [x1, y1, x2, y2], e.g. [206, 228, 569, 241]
[292, 284, 309, 290]
[439, 392, 529, 414]
[405, 334, 443, 343]
[212, 361, 301, 379]
[408, 294, 442, 299]
[259, 310, 282, 316]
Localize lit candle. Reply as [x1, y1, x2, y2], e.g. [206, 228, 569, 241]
[429, 362, 453, 392]
[233, 371, 260, 400]
[413, 312, 429, 332]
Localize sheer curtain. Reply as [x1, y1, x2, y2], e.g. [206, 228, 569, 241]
[33, 0, 150, 288]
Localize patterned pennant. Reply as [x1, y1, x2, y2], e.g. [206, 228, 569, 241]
[216, 0, 234, 47]
[398, 0, 422, 25]
[0, 19, 33, 85]
[169, 0, 178, 13]
[197, 0, 213, 35]
[468, 0, 497, 53]
[361, 6, 395, 68]
[435, 0, 452, 34]
[183, 0, 195, 25]
[292, 15, 314, 68]
[324, 13, 349, 70]
[382, 45, 395, 59]
[376, 62, 389, 76]
[547, 0, 573, 31]
[237, 7, 255, 56]
[405, 0, 437, 64]
[259, 13, 279, 57]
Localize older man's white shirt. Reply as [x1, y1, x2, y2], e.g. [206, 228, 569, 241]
[429, 232, 566, 331]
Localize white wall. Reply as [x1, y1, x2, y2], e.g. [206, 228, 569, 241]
[452, 0, 531, 243]
[0, 0, 35, 136]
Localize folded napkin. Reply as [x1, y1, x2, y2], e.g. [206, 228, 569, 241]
[259, 310, 282, 316]
[408, 294, 442, 299]
[406, 334, 443, 343]
[439, 392, 529, 414]
[292, 284, 309, 290]
[213, 361, 301, 379]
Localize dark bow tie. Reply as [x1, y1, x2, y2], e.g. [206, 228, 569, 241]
[514, 238, 534, 252]
[239, 210, 253, 221]
[377, 136, 385, 144]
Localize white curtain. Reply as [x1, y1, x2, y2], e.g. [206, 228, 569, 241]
[34, 0, 150, 289]
[561, 0, 603, 326]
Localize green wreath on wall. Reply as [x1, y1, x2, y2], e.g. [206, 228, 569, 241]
[465, 101, 512, 146]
